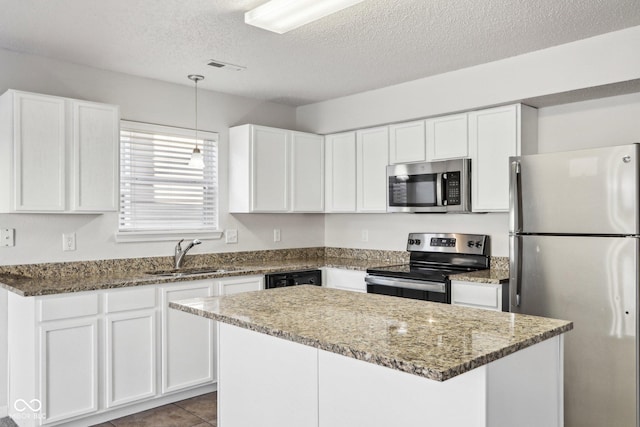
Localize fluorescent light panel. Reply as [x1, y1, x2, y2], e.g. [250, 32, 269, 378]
[245, 0, 365, 34]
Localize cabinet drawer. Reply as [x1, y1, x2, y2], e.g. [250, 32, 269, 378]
[39, 293, 99, 322]
[451, 281, 501, 311]
[105, 286, 156, 313]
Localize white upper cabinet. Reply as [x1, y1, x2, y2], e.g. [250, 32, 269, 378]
[468, 104, 537, 212]
[356, 127, 389, 212]
[0, 89, 119, 213]
[229, 124, 324, 213]
[72, 101, 120, 211]
[388, 120, 426, 164]
[426, 113, 468, 161]
[291, 131, 324, 212]
[325, 132, 357, 212]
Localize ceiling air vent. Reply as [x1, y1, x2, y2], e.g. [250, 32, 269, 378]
[207, 59, 246, 72]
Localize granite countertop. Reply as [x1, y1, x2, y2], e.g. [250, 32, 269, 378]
[0, 257, 398, 297]
[170, 285, 572, 382]
[450, 268, 510, 284]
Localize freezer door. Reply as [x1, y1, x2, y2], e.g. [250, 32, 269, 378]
[510, 235, 638, 427]
[511, 144, 639, 234]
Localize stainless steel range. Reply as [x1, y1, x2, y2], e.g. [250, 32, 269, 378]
[366, 233, 490, 303]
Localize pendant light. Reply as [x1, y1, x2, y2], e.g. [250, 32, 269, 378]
[188, 74, 205, 169]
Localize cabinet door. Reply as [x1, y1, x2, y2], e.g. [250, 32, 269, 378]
[72, 101, 119, 211]
[426, 113, 468, 161]
[251, 126, 289, 212]
[291, 132, 324, 212]
[162, 282, 215, 393]
[451, 281, 504, 311]
[323, 268, 367, 293]
[13, 92, 66, 211]
[325, 132, 357, 212]
[105, 310, 157, 408]
[357, 127, 389, 212]
[389, 121, 426, 164]
[39, 318, 99, 423]
[468, 105, 519, 212]
[218, 275, 263, 295]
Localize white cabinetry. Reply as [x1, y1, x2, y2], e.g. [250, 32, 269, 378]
[216, 275, 263, 295]
[323, 268, 367, 293]
[0, 90, 119, 213]
[162, 281, 216, 393]
[389, 120, 426, 164]
[356, 127, 389, 212]
[426, 113, 468, 161]
[451, 281, 508, 311]
[7, 281, 220, 427]
[469, 104, 537, 212]
[229, 124, 324, 213]
[105, 287, 157, 408]
[325, 132, 357, 212]
[325, 127, 389, 213]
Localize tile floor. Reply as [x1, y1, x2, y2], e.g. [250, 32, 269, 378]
[0, 392, 216, 427]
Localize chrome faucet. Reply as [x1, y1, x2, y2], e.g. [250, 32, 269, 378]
[174, 239, 202, 269]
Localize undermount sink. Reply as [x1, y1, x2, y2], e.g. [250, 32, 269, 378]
[146, 267, 231, 277]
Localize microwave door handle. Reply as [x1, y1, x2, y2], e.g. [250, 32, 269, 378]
[437, 173, 445, 206]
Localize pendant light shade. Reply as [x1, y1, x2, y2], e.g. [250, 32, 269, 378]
[188, 74, 205, 169]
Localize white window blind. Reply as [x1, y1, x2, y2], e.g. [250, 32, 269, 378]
[119, 121, 218, 234]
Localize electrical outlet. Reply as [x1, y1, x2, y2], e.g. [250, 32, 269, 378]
[225, 229, 238, 244]
[361, 229, 369, 242]
[273, 228, 281, 242]
[1, 228, 15, 247]
[62, 233, 76, 251]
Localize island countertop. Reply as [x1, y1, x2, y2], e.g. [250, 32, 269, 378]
[170, 285, 572, 382]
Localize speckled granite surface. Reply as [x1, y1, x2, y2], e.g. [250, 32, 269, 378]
[450, 268, 510, 284]
[170, 285, 572, 382]
[0, 247, 508, 296]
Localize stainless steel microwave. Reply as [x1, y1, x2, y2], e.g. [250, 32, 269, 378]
[387, 159, 471, 213]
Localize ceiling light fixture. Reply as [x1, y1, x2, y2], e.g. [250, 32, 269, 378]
[245, 0, 365, 34]
[187, 74, 205, 169]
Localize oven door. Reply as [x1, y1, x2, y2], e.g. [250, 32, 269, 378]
[365, 275, 450, 303]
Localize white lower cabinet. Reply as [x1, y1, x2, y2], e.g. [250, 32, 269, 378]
[6, 278, 229, 427]
[216, 275, 263, 295]
[161, 281, 216, 393]
[39, 318, 99, 424]
[323, 268, 367, 293]
[451, 280, 508, 311]
[105, 287, 157, 408]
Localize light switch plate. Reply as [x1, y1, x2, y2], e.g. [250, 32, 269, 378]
[273, 228, 281, 242]
[62, 233, 76, 251]
[361, 229, 369, 242]
[1, 228, 15, 247]
[225, 229, 238, 244]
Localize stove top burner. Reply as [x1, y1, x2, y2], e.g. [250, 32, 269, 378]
[366, 263, 480, 282]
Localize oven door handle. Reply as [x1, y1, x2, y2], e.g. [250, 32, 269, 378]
[365, 275, 446, 293]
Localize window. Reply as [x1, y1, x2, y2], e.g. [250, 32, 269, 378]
[117, 120, 219, 241]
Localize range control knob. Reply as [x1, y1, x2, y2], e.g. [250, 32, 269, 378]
[475, 241, 483, 248]
[408, 239, 415, 245]
[415, 239, 421, 245]
[467, 241, 474, 248]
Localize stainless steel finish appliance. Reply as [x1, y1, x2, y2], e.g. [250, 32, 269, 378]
[366, 232, 489, 303]
[387, 159, 471, 213]
[509, 143, 639, 427]
[265, 270, 322, 289]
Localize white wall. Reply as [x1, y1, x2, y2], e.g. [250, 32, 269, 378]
[297, 26, 640, 134]
[0, 47, 325, 266]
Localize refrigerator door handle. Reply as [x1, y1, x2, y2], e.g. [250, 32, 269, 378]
[509, 234, 523, 308]
[509, 158, 522, 233]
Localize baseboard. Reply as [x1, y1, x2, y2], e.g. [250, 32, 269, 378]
[0, 405, 8, 418]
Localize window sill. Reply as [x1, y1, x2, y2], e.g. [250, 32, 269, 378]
[115, 230, 224, 243]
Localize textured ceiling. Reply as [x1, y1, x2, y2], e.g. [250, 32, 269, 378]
[0, 0, 639, 106]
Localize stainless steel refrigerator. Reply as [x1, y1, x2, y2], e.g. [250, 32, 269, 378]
[509, 143, 639, 427]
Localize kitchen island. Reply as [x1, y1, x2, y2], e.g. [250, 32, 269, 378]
[170, 285, 572, 427]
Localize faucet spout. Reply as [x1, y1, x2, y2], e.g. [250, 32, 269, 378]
[174, 238, 202, 269]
